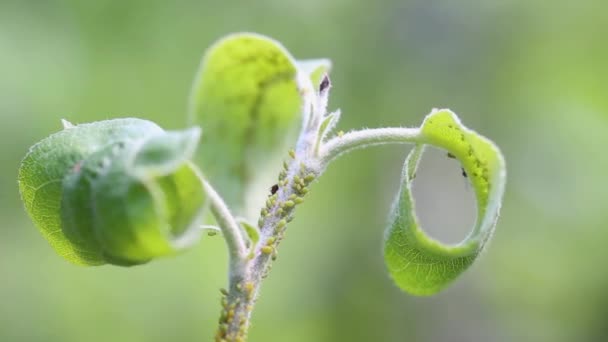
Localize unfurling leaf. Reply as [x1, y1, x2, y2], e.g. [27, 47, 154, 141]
[188, 32, 329, 216]
[297, 59, 332, 89]
[18, 118, 207, 266]
[239, 220, 260, 248]
[384, 109, 506, 295]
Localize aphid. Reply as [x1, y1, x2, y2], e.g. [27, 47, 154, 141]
[319, 75, 331, 92]
[270, 184, 279, 195]
[447, 152, 468, 179]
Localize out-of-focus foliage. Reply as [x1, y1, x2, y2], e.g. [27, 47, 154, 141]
[1, 1, 607, 342]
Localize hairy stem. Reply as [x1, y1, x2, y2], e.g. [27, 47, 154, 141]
[215, 131, 319, 341]
[203, 180, 248, 267]
[213, 124, 422, 341]
[320, 127, 420, 165]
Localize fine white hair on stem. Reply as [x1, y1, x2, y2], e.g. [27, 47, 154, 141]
[320, 127, 421, 166]
[202, 179, 248, 262]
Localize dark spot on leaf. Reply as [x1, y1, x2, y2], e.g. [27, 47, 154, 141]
[446, 152, 456, 159]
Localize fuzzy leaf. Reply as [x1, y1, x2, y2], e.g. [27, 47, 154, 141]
[317, 111, 341, 143]
[384, 109, 506, 295]
[240, 220, 260, 247]
[188, 32, 329, 215]
[18, 119, 207, 266]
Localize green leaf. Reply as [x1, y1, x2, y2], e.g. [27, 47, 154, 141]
[315, 110, 341, 153]
[239, 219, 260, 248]
[238, 218, 261, 258]
[188, 32, 329, 214]
[18, 119, 207, 266]
[384, 109, 506, 295]
[131, 127, 201, 176]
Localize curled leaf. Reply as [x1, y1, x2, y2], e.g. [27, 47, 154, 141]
[18, 119, 207, 266]
[384, 109, 506, 295]
[188, 32, 329, 215]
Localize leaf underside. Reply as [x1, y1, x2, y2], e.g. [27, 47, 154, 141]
[18, 119, 206, 266]
[384, 109, 506, 295]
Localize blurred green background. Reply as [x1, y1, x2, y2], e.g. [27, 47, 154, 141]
[2, 1, 607, 341]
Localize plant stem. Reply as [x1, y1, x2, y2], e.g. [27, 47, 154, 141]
[213, 124, 422, 341]
[320, 127, 420, 165]
[211, 124, 426, 342]
[214, 132, 319, 341]
[203, 180, 248, 269]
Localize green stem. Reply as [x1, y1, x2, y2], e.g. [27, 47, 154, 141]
[214, 133, 319, 342]
[212, 125, 424, 341]
[203, 180, 248, 268]
[320, 127, 421, 165]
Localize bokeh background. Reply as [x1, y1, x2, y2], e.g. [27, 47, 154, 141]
[2, 1, 607, 341]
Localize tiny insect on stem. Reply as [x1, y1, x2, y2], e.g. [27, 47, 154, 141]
[319, 74, 330, 92]
[270, 184, 279, 195]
